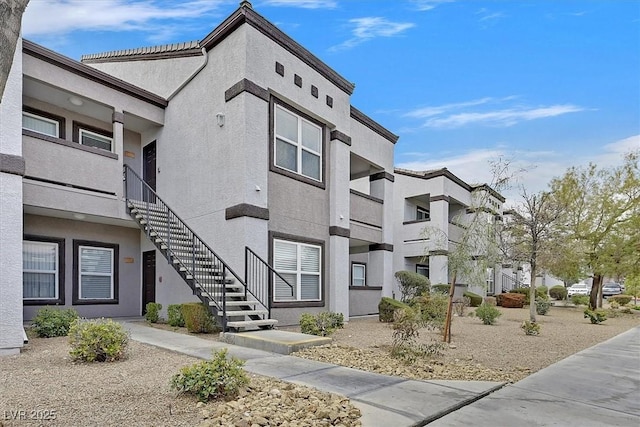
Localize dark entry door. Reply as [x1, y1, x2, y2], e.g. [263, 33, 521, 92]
[143, 141, 156, 201]
[142, 250, 156, 315]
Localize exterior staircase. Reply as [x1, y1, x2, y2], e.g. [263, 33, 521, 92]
[123, 165, 281, 332]
[502, 273, 527, 293]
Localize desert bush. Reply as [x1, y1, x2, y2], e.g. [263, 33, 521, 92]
[182, 302, 218, 333]
[463, 291, 483, 307]
[379, 297, 411, 322]
[501, 293, 525, 308]
[300, 312, 344, 336]
[621, 307, 632, 314]
[537, 285, 548, 297]
[584, 308, 607, 324]
[32, 308, 79, 338]
[145, 302, 162, 323]
[68, 318, 129, 362]
[609, 300, 620, 310]
[411, 292, 448, 330]
[453, 296, 470, 316]
[535, 298, 551, 315]
[394, 271, 431, 302]
[171, 349, 249, 402]
[549, 285, 568, 300]
[484, 296, 497, 306]
[571, 295, 590, 306]
[511, 287, 547, 304]
[521, 320, 541, 336]
[168, 304, 185, 327]
[495, 294, 504, 306]
[431, 284, 450, 294]
[390, 308, 444, 364]
[608, 295, 632, 306]
[475, 303, 501, 325]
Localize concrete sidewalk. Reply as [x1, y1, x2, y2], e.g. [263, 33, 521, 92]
[122, 321, 504, 426]
[431, 326, 640, 427]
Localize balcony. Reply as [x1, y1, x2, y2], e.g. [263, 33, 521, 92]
[350, 189, 382, 243]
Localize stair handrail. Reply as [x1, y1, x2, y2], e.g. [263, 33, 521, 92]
[123, 165, 271, 324]
[501, 272, 525, 292]
[245, 247, 295, 318]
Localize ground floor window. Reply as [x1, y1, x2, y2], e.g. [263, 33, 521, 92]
[23, 236, 64, 303]
[416, 263, 429, 279]
[486, 267, 495, 295]
[352, 263, 366, 286]
[273, 238, 321, 302]
[73, 240, 119, 303]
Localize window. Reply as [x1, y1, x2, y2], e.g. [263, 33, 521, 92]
[23, 237, 64, 303]
[486, 267, 495, 295]
[73, 240, 119, 303]
[22, 111, 60, 138]
[274, 104, 322, 181]
[416, 206, 430, 221]
[273, 239, 321, 302]
[73, 122, 113, 152]
[416, 264, 429, 279]
[352, 263, 366, 286]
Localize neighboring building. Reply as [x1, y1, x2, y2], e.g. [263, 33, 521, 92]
[0, 2, 397, 355]
[392, 168, 505, 298]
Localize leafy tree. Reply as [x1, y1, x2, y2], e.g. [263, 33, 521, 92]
[1, 0, 30, 99]
[550, 153, 640, 309]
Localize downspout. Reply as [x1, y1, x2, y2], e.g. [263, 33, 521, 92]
[167, 47, 208, 101]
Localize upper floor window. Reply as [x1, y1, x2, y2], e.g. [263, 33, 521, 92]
[274, 104, 322, 182]
[22, 110, 63, 138]
[73, 122, 113, 152]
[417, 206, 430, 221]
[416, 264, 429, 279]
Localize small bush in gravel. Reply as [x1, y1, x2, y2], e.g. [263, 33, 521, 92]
[475, 303, 501, 325]
[32, 308, 79, 338]
[300, 312, 344, 336]
[411, 292, 447, 330]
[535, 298, 551, 316]
[182, 302, 217, 333]
[378, 297, 411, 322]
[453, 296, 471, 316]
[511, 287, 548, 305]
[145, 302, 162, 323]
[395, 270, 431, 302]
[167, 304, 185, 327]
[584, 309, 607, 324]
[171, 348, 249, 402]
[549, 285, 567, 300]
[391, 308, 443, 363]
[571, 295, 590, 306]
[68, 318, 129, 362]
[463, 291, 483, 307]
[608, 295, 632, 306]
[521, 320, 541, 336]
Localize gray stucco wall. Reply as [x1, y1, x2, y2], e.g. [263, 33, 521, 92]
[23, 215, 141, 320]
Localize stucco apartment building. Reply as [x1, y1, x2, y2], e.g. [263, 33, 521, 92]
[0, 2, 398, 355]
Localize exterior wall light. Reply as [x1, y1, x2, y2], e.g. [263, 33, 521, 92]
[216, 113, 225, 127]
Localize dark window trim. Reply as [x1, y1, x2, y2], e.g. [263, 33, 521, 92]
[23, 235, 65, 305]
[72, 120, 114, 151]
[269, 96, 327, 190]
[402, 219, 430, 225]
[350, 261, 367, 287]
[416, 206, 430, 221]
[23, 129, 118, 159]
[72, 240, 119, 305]
[269, 231, 325, 308]
[22, 106, 66, 139]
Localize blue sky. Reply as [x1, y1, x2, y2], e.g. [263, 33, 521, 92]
[22, 0, 639, 201]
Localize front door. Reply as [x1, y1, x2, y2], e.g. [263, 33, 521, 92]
[142, 250, 156, 314]
[143, 141, 156, 201]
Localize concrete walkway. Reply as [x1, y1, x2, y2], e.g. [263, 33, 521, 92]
[122, 321, 504, 426]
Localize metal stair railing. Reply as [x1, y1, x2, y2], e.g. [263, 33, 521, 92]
[502, 273, 526, 292]
[245, 247, 295, 318]
[124, 164, 278, 331]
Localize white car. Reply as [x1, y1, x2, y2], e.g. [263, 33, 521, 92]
[567, 283, 591, 297]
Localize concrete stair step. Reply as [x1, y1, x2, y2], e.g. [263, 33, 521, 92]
[225, 319, 278, 329]
[220, 329, 330, 355]
[220, 301, 260, 307]
[222, 309, 269, 317]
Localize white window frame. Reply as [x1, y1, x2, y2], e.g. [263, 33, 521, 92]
[22, 111, 60, 138]
[78, 245, 114, 300]
[416, 206, 430, 221]
[23, 240, 59, 300]
[79, 128, 113, 152]
[352, 263, 366, 287]
[486, 267, 495, 294]
[273, 238, 322, 302]
[417, 264, 429, 279]
[274, 104, 322, 182]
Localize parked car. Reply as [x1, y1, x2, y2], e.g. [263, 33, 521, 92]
[602, 283, 623, 298]
[567, 283, 591, 297]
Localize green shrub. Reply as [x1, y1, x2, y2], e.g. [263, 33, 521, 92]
[549, 285, 568, 300]
[521, 320, 541, 336]
[571, 294, 590, 306]
[453, 296, 471, 316]
[511, 287, 547, 304]
[411, 292, 448, 330]
[68, 318, 129, 362]
[299, 312, 344, 336]
[608, 295, 632, 306]
[475, 303, 502, 325]
[182, 303, 217, 333]
[394, 271, 430, 302]
[170, 349, 249, 402]
[145, 302, 162, 323]
[168, 304, 185, 327]
[463, 291, 483, 307]
[584, 308, 607, 324]
[535, 298, 551, 315]
[390, 308, 444, 364]
[378, 297, 411, 322]
[431, 284, 451, 294]
[537, 285, 548, 297]
[32, 308, 79, 338]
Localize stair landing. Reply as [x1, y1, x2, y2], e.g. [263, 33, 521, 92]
[220, 330, 331, 355]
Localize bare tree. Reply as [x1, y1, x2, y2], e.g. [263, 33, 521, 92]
[0, 0, 29, 100]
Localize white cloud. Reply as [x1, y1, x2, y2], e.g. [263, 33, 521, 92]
[261, 0, 337, 8]
[330, 17, 415, 51]
[405, 96, 517, 119]
[23, 0, 226, 40]
[410, 0, 455, 12]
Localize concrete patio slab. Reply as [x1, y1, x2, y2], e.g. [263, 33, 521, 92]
[220, 329, 331, 354]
